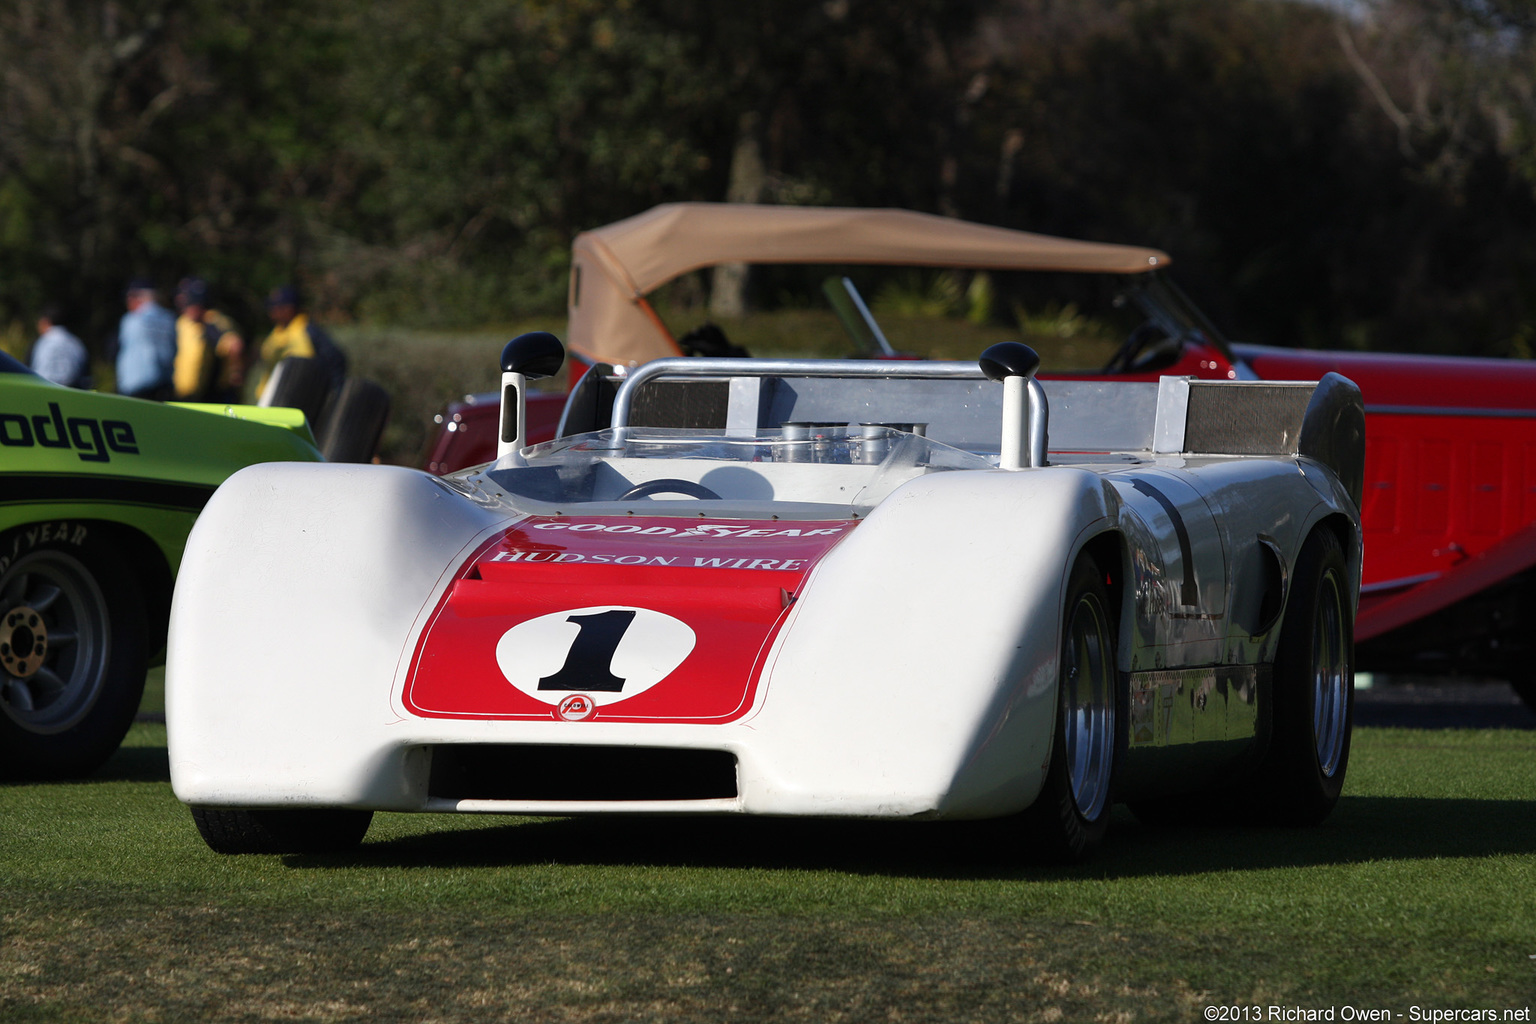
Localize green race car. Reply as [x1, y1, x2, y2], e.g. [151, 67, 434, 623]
[1, 350, 322, 778]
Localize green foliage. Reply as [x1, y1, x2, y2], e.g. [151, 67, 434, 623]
[322, 0, 722, 323]
[872, 271, 968, 318]
[0, 320, 29, 362]
[0, 0, 1534, 357]
[870, 271, 1009, 326]
[965, 271, 995, 325]
[960, 0, 1536, 354]
[1013, 302, 1110, 344]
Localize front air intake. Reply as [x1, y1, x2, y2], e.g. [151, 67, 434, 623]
[427, 745, 738, 802]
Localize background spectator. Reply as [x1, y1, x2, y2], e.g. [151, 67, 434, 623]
[173, 277, 246, 403]
[258, 284, 346, 396]
[30, 304, 91, 388]
[116, 280, 177, 400]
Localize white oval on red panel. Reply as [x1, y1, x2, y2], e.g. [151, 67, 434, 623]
[495, 605, 696, 707]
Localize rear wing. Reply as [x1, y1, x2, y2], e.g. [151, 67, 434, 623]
[1156, 374, 1364, 506]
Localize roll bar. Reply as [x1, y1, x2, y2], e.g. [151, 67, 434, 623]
[608, 355, 1049, 469]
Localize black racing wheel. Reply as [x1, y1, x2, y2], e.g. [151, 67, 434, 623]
[191, 807, 374, 855]
[617, 479, 722, 501]
[1253, 527, 1353, 824]
[0, 526, 149, 779]
[1014, 552, 1122, 862]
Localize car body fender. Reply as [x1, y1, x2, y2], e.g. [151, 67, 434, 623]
[2, 374, 322, 573]
[739, 466, 1117, 819]
[167, 463, 504, 805]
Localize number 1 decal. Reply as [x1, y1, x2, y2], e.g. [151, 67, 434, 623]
[496, 605, 697, 708]
[538, 609, 636, 692]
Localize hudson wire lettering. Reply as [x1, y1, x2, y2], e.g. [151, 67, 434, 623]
[528, 522, 845, 538]
[489, 550, 808, 570]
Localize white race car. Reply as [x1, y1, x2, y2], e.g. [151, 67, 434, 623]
[167, 336, 1364, 861]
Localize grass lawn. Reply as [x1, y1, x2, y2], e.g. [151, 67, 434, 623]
[2, 715, 1533, 1022]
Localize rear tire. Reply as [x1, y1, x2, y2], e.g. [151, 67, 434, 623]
[1018, 554, 1120, 862]
[317, 377, 391, 463]
[1254, 527, 1353, 824]
[191, 807, 373, 854]
[0, 528, 148, 779]
[259, 356, 333, 433]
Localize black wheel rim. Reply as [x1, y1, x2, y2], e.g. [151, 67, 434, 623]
[0, 550, 110, 734]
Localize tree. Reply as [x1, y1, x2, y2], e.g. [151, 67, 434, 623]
[637, 0, 991, 315]
[0, 0, 353, 347]
[954, 0, 1536, 356]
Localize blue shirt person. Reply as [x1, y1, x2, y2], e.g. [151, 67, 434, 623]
[30, 305, 91, 388]
[116, 280, 177, 399]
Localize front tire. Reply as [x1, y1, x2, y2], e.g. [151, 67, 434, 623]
[1018, 554, 1120, 862]
[0, 528, 148, 779]
[1254, 527, 1353, 824]
[191, 807, 373, 855]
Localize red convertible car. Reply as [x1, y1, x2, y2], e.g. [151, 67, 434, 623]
[423, 203, 1536, 708]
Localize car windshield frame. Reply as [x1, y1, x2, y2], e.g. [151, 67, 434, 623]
[479, 425, 994, 516]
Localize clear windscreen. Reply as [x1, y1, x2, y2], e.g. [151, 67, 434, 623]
[475, 426, 993, 515]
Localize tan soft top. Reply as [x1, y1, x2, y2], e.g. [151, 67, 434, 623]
[568, 202, 1171, 366]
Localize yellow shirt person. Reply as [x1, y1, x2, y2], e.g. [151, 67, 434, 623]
[173, 279, 246, 402]
[259, 285, 347, 396]
[258, 311, 319, 392]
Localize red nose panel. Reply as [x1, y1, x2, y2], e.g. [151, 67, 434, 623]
[403, 516, 856, 723]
